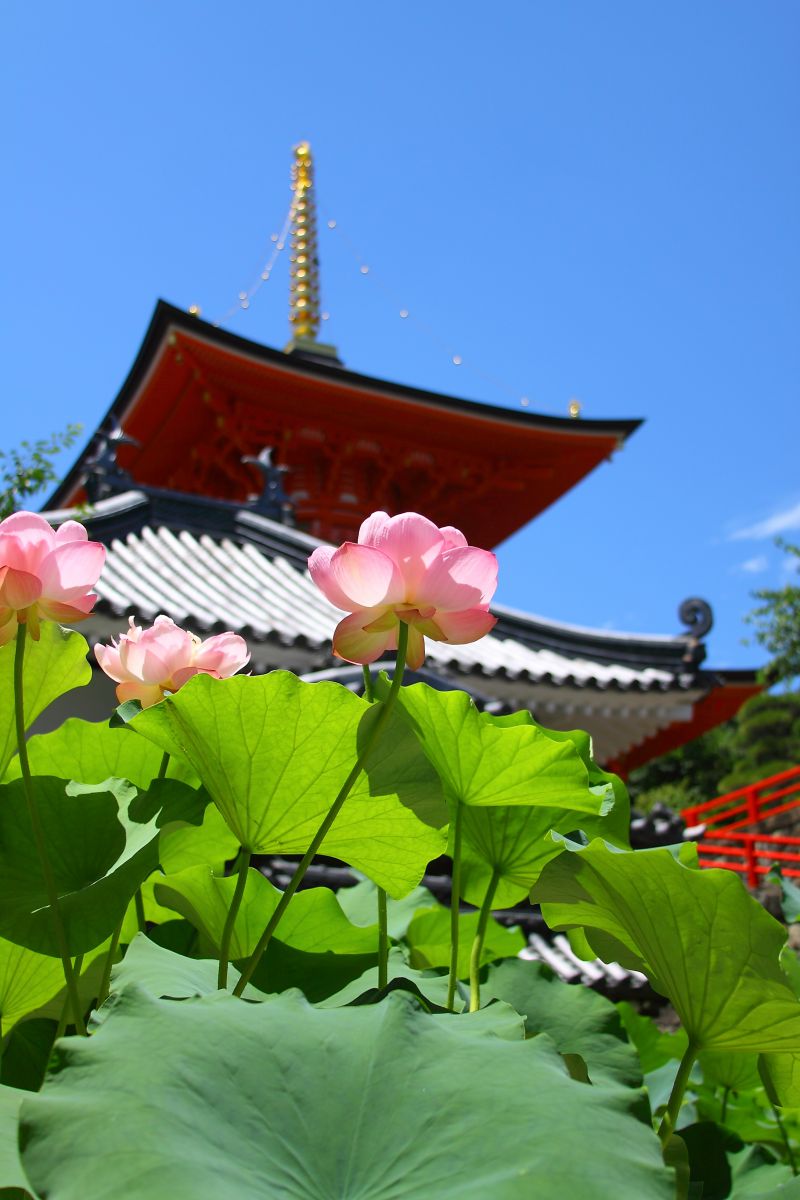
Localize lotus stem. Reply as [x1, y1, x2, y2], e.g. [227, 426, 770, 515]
[720, 1086, 730, 1124]
[772, 1101, 798, 1175]
[55, 955, 84, 1038]
[96, 918, 124, 1008]
[377, 887, 389, 989]
[362, 669, 389, 987]
[361, 665, 374, 703]
[134, 888, 147, 933]
[446, 799, 464, 1012]
[469, 866, 500, 1012]
[14, 624, 86, 1036]
[233, 623, 409, 997]
[218, 849, 251, 989]
[657, 1041, 698, 1147]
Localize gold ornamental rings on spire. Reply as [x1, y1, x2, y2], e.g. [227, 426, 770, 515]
[289, 141, 321, 342]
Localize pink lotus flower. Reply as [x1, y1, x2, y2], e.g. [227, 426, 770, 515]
[308, 511, 498, 670]
[0, 511, 106, 645]
[95, 615, 250, 708]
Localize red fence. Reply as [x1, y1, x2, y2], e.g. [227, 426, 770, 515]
[682, 766, 800, 886]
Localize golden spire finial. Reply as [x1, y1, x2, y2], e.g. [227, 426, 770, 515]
[288, 140, 321, 342]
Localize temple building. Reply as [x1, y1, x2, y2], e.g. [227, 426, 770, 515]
[43, 143, 758, 775]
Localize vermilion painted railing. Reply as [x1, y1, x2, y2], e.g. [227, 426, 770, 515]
[682, 766, 800, 887]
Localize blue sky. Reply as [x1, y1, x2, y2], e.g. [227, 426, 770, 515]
[2, 2, 797, 670]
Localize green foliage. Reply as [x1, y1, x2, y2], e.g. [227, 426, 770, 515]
[381, 679, 614, 814]
[18, 989, 675, 1200]
[746, 540, 800, 688]
[0, 626, 92, 780]
[3, 611, 800, 1195]
[532, 838, 800, 1053]
[155, 867, 378, 961]
[403, 904, 524, 976]
[0, 941, 64, 1037]
[5, 717, 198, 789]
[483, 958, 642, 1089]
[129, 672, 447, 897]
[0, 424, 81, 519]
[718, 692, 800, 793]
[0, 777, 182, 955]
[0, 1084, 28, 1196]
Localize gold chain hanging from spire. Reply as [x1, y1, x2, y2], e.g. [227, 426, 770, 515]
[288, 141, 321, 342]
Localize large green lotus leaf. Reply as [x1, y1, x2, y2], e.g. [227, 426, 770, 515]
[0, 624, 91, 780]
[532, 838, 800, 1054]
[0, 777, 166, 955]
[0, 1083, 29, 1196]
[482, 957, 642, 1089]
[519, 721, 630, 845]
[0, 1019, 56, 1093]
[0, 939, 64, 1036]
[155, 865, 379, 959]
[107, 934, 263, 1003]
[616, 1001, 689, 1073]
[248, 941, 380, 1003]
[158, 805, 239, 875]
[3, 717, 198, 788]
[5, 718, 235, 875]
[19, 989, 675, 1200]
[129, 672, 446, 898]
[380, 680, 613, 813]
[760, 1052, 800, 1110]
[336, 879, 436, 938]
[459, 802, 584, 907]
[404, 904, 524, 977]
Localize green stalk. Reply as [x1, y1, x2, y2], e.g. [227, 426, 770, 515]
[361, 664, 374, 703]
[134, 888, 147, 933]
[218, 849, 251, 989]
[96, 918, 124, 1008]
[55, 955, 84, 1039]
[377, 887, 389, 989]
[361, 668, 389, 989]
[469, 866, 501, 1013]
[14, 624, 86, 1036]
[233, 623, 410, 998]
[446, 799, 464, 1012]
[157, 750, 170, 780]
[720, 1086, 730, 1125]
[657, 1041, 698, 1147]
[771, 1102, 798, 1176]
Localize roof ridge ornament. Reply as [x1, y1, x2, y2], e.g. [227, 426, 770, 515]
[679, 597, 713, 665]
[284, 141, 340, 363]
[83, 426, 139, 502]
[679, 597, 713, 640]
[242, 447, 295, 525]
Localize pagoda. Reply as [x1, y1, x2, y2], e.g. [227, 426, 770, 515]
[44, 143, 759, 775]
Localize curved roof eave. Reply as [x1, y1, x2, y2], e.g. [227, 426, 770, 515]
[47, 299, 643, 507]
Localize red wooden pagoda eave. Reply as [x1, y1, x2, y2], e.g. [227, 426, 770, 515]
[54, 302, 642, 547]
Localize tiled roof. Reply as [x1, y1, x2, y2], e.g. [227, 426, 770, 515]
[94, 522, 680, 695]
